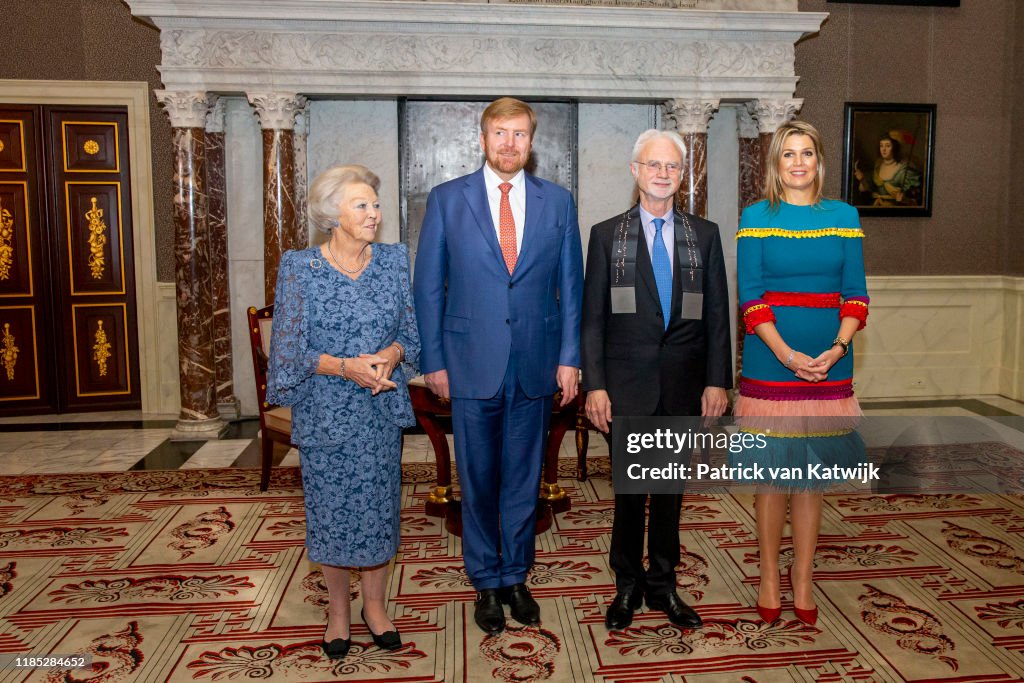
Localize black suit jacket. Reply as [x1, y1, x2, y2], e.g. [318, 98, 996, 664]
[580, 205, 732, 416]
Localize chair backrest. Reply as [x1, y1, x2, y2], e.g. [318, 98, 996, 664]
[247, 304, 274, 417]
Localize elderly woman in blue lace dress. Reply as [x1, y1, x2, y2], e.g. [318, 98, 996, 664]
[267, 164, 419, 661]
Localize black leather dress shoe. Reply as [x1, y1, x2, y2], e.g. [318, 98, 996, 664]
[361, 608, 403, 651]
[605, 590, 644, 631]
[645, 591, 703, 629]
[500, 583, 540, 626]
[321, 637, 351, 660]
[474, 589, 506, 634]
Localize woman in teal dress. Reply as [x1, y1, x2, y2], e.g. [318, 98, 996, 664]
[735, 121, 869, 626]
[267, 165, 419, 660]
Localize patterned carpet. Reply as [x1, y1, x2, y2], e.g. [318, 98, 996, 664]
[0, 454, 1022, 682]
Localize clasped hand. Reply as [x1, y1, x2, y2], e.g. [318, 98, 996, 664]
[786, 346, 843, 383]
[345, 346, 401, 395]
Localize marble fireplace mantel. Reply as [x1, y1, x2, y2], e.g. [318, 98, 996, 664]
[123, 0, 828, 425]
[128, 0, 826, 101]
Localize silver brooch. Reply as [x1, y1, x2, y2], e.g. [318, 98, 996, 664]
[310, 257, 323, 270]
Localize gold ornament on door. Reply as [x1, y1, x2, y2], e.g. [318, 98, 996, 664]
[85, 196, 107, 279]
[0, 199, 13, 280]
[93, 320, 111, 377]
[1, 322, 18, 381]
[83, 139, 100, 155]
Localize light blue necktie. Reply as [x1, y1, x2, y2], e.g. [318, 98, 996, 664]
[651, 217, 672, 330]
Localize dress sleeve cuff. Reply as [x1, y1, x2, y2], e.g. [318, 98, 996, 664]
[742, 299, 775, 334]
[840, 296, 869, 330]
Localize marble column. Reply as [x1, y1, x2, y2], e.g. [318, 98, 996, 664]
[204, 98, 240, 420]
[737, 105, 764, 213]
[662, 98, 718, 218]
[155, 89, 225, 438]
[293, 102, 311, 248]
[247, 92, 307, 304]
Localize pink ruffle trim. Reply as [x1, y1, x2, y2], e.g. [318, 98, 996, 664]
[733, 394, 862, 436]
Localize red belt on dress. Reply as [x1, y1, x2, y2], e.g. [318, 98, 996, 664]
[762, 291, 840, 308]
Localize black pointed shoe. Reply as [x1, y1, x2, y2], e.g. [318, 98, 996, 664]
[499, 583, 540, 626]
[474, 589, 506, 634]
[645, 591, 703, 629]
[321, 637, 351, 660]
[605, 590, 644, 631]
[361, 608, 402, 650]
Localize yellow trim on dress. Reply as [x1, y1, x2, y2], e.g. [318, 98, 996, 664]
[736, 228, 865, 239]
[739, 427, 855, 438]
[743, 303, 771, 315]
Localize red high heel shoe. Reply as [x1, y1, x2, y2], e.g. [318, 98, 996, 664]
[756, 570, 782, 624]
[787, 566, 818, 625]
[793, 604, 818, 626]
[756, 603, 782, 623]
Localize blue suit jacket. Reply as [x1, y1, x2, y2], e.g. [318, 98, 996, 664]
[414, 167, 583, 400]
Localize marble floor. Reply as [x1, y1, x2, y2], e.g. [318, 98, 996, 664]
[1, 395, 1023, 476]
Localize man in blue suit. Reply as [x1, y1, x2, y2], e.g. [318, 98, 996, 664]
[414, 98, 583, 634]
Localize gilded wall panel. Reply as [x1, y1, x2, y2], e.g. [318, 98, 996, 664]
[64, 182, 125, 295]
[0, 305, 39, 401]
[70, 303, 130, 397]
[0, 120, 26, 172]
[0, 182, 34, 298]
[62, 121, 121, 173]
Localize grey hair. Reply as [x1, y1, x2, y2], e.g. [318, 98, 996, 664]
[630, 129, 687, 163]
[308, 164, 381, 234]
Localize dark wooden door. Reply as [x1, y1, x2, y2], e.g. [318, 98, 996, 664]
[0, 106, 54, 413]
[0, 105, 139, 415]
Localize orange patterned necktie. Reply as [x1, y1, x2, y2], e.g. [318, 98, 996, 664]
[498, 182, 517, 274]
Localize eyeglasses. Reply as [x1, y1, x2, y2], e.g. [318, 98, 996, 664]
[635, 160, 682, 175]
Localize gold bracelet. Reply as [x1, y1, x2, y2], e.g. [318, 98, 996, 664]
[391, 341, 405, 362]
[339, 357, 348, 379]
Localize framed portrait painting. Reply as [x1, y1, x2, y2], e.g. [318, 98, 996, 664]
[841, 102, 936, 217]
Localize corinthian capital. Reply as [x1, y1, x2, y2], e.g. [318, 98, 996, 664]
[662, 99, 719, 135]
[736, 104, 760, 139]
[247, 92, 308, 131]
[293, 100, 312, 138]
[155, 90, 211, 129]
[204, 97, 227, 134]
[748, 99, 803, 134]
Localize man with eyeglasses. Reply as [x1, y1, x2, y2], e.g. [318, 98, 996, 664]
[580, 129, 731, 631]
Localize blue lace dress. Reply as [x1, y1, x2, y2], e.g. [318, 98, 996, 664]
[267, 243, 420, 567]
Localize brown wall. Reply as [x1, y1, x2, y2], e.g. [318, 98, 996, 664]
[1008, 3, 1024, 275]
[796, 0, 1018, 275]
[2, 1, 1018, 279]
[0, 0, 173, 281]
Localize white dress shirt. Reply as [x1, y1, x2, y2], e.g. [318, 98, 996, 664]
[483, 163, 526, 257]
[638, 205, 675, 276]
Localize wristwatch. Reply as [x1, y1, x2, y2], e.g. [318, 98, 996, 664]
[832, 336, 849, 358]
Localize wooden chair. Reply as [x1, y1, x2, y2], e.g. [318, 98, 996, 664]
[247, 305, 294, 491]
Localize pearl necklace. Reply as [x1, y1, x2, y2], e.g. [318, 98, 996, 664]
[327, 239, 370, 274]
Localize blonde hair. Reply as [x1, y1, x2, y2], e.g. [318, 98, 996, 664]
[764, 120, 825, 209]
[308, 164, 380, 234]
[480, 97, 537, 136]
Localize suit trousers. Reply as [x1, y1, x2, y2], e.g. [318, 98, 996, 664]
[451, 358, 553, 590]
[605, 401, 689, 596]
